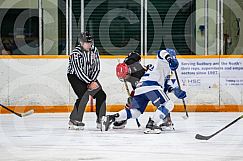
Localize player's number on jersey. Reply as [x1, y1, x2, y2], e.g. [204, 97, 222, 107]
[144, 65, 154, 77]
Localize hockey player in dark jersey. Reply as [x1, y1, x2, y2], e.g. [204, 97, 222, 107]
[113, 51, 145, 129]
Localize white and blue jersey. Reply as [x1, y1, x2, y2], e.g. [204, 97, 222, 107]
[134, 51, 171, 96]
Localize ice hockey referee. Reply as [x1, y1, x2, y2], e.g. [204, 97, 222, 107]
[67, 31, 106, 130]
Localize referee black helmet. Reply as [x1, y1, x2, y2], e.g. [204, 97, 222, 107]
[80, 31, 93, 44]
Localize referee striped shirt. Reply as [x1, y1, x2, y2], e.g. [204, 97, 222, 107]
[67, 45, 100, 84]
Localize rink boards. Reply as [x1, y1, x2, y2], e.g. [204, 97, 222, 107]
[0, 55, 243, 113]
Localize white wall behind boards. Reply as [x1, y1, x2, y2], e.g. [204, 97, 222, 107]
[0, 57, 242, 106]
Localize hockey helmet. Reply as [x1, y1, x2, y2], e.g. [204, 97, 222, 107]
[124, 51, 141, 65]
[80, 31, 93, 44]
[116, 62, 130, 80]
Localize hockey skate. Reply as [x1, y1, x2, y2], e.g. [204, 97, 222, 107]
[113, 120, 127, 129]
[144, 118, 162, 134]
[101, 113, 119, 131]
[68, 119, 85, 130]
[159, 114, 175, 131]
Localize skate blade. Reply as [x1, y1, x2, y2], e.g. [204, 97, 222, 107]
[68, 125, 84, 130]
[161, 126, 175, 131]
[113, 125, 126, 129]
[144, 128, 162, 134]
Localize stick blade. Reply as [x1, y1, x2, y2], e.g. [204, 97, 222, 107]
[195, 134, 211, 140]
[182, 115, 189, 120]
[21, 109, 34, 117]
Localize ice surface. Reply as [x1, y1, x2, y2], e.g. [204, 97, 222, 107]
[0, 112, 243, 161]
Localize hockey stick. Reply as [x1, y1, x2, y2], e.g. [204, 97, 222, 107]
[124, 80, 141, 128]
[174, 70, 189, 119]
[0, 103, 34, 117]
[195, 115, 243, 140]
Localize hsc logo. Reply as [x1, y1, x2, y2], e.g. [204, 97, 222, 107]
[182, 79, 201, 86]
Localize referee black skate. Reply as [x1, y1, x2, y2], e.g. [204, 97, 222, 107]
[67, 31, 106, 130]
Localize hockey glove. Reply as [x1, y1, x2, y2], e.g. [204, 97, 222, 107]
[165, 48, 179, 71]
[166, 48, 176, 58]
[167, 57, 179, 71]
[173, 87, 186, 99]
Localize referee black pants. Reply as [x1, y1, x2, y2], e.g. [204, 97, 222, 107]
[67, 74, 106, 122]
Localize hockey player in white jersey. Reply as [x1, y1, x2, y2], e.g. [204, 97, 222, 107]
[101, 49, 187, 134]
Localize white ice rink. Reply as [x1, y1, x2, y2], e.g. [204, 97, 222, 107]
[0, 112, 243, 161]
